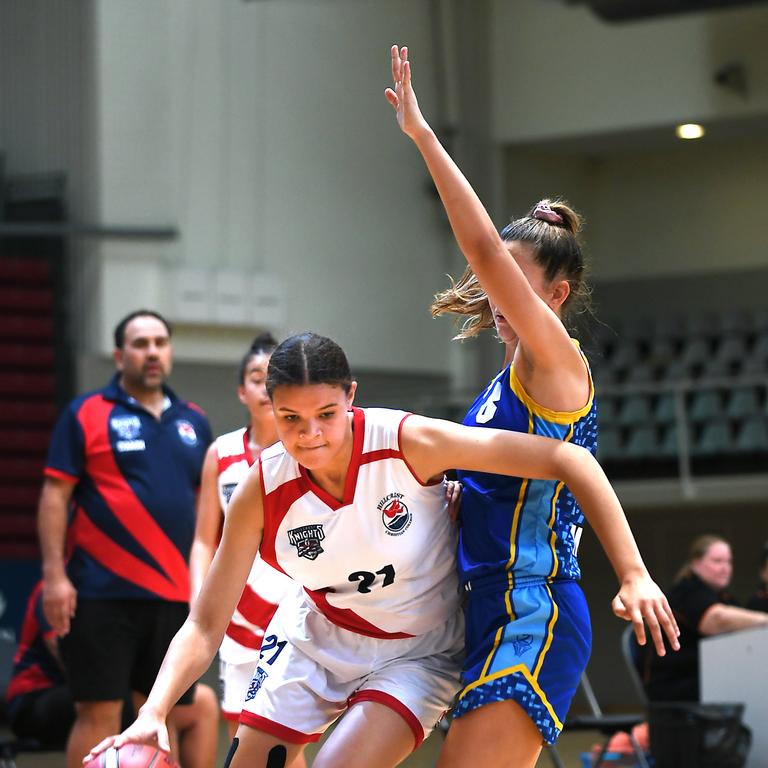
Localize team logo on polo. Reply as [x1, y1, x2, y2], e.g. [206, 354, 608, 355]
[110, 416, 141, 440]
[288, 524, 325, 560]
[176, 420, 198, 445]
[378, 492, 412, 536]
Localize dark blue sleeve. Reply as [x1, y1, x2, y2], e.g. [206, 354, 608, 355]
[44, 401, 85, 481]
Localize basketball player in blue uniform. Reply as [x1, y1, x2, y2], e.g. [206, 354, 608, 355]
[386, 46, 679, 767]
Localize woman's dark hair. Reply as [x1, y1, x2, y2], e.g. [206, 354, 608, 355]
[266, 332, 352, 397]
[431, 198, 590, 338]
[238, 332, 278, 384]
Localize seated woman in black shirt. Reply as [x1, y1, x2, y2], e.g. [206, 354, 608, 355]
[645, 535, 768, 703]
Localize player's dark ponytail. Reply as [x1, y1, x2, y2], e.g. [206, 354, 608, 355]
[266, 333, 353, 397]
[238, 332, 279, 384]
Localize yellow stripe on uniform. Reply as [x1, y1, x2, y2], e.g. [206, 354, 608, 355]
[503, 407, 534, 617]
[547, 424, 574, 581]
[457, 662, 564, 732]
[533, 582, 560, 681]
[480, 409, 533, 679]
[508, 351, 594, 425]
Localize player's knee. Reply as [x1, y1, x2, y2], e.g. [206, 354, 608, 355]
[74, 699, 123, 728]
[193, 683, 218, 718]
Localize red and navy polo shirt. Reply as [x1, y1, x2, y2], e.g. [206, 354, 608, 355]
[44, 375, 212, 602]
[5, 583, 63, 716]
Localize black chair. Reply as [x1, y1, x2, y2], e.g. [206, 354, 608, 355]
[0, 631, 61, 768]
[550, 626, 651, 768]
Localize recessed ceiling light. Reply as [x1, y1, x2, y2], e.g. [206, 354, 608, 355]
[676, 123, 705, 140]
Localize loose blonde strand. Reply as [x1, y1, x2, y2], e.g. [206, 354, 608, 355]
[430, 267, 495, 340]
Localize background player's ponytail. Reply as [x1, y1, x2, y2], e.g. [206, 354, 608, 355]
[431, 198, 590, 338]
[238, 332, 278, 384]
[266, 332, 353, 397]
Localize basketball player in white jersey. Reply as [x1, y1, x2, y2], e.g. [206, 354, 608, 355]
[188, 335, 304, 768]
[87, 333, 677, 768]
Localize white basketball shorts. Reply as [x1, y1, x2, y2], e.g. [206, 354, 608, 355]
[239, 587, 464, 750]
[219, 657, 258, 721]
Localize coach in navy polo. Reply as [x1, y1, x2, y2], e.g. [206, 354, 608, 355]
[38, 309, 213, 768]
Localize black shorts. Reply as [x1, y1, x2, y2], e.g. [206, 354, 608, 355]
[59, 599, 195, 705]
[8, 685, 135, 747]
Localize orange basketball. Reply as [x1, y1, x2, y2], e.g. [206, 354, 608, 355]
[85, 743, 180, 768]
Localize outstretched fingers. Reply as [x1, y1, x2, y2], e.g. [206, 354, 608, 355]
[83, 735, 119, 763]
[629, 598, 680, 656]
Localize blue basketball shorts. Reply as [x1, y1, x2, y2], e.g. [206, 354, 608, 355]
[452, 576, 591, 744]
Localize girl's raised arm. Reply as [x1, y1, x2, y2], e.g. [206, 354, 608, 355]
[400, 414, 680, 655]
[83, 465, 266, 761]
[385, 45, 582, 376]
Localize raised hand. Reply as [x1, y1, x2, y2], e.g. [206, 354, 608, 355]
[612, 574, 680, 656]
[83, 708, 171, 765]
[384, 45, 430, 140]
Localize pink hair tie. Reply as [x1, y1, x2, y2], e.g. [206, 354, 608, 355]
[532, 203, 563, 225]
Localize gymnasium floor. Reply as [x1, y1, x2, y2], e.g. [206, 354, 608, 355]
[12, 725, 597, 767]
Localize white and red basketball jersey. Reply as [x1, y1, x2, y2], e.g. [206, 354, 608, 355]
[258, 408, 460, 639]
[216, 427, 295, 665]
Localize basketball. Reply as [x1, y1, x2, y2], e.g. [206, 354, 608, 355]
[85, 744, 179, 768]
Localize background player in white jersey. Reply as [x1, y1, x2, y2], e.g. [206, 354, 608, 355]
[188, 334, 304, 767]
[87, 333, 677, 768]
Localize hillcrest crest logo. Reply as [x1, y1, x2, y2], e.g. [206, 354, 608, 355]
[378, 492, 412, 536]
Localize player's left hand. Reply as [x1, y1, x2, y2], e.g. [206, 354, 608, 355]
[384, 45, 430, 140]
[612, 573, 680, 656]
[444, 478, 463, 524]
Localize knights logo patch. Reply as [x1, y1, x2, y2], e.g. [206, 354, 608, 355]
[287, 524, 326, 560]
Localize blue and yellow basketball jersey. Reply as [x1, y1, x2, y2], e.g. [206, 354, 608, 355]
[453, 348, 598, 743]
[458, 350, 597, 588]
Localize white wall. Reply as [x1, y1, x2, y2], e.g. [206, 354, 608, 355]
[492, 0, 768, 143]
[0, 0, 96, 220]
[504, 134, 768, 282]
[91, 0, 455, 374]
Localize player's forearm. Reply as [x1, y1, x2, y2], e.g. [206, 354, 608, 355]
[37, 485, 71, 578]
[188, 542, 214, 602]
[700, 604, 768, 636]
[559, 445, 648, 582]
[411, 127, 505, 268]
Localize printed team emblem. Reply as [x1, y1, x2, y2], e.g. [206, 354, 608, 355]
[512, 634, 534, 656]
[110, 416, 142, 440]
[244, 667, 268, 702]
[287, 524, 326, 560]
[176, 420, 198, 446]
[221, 483, 238, 504]
[377, 492, 412, 536]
